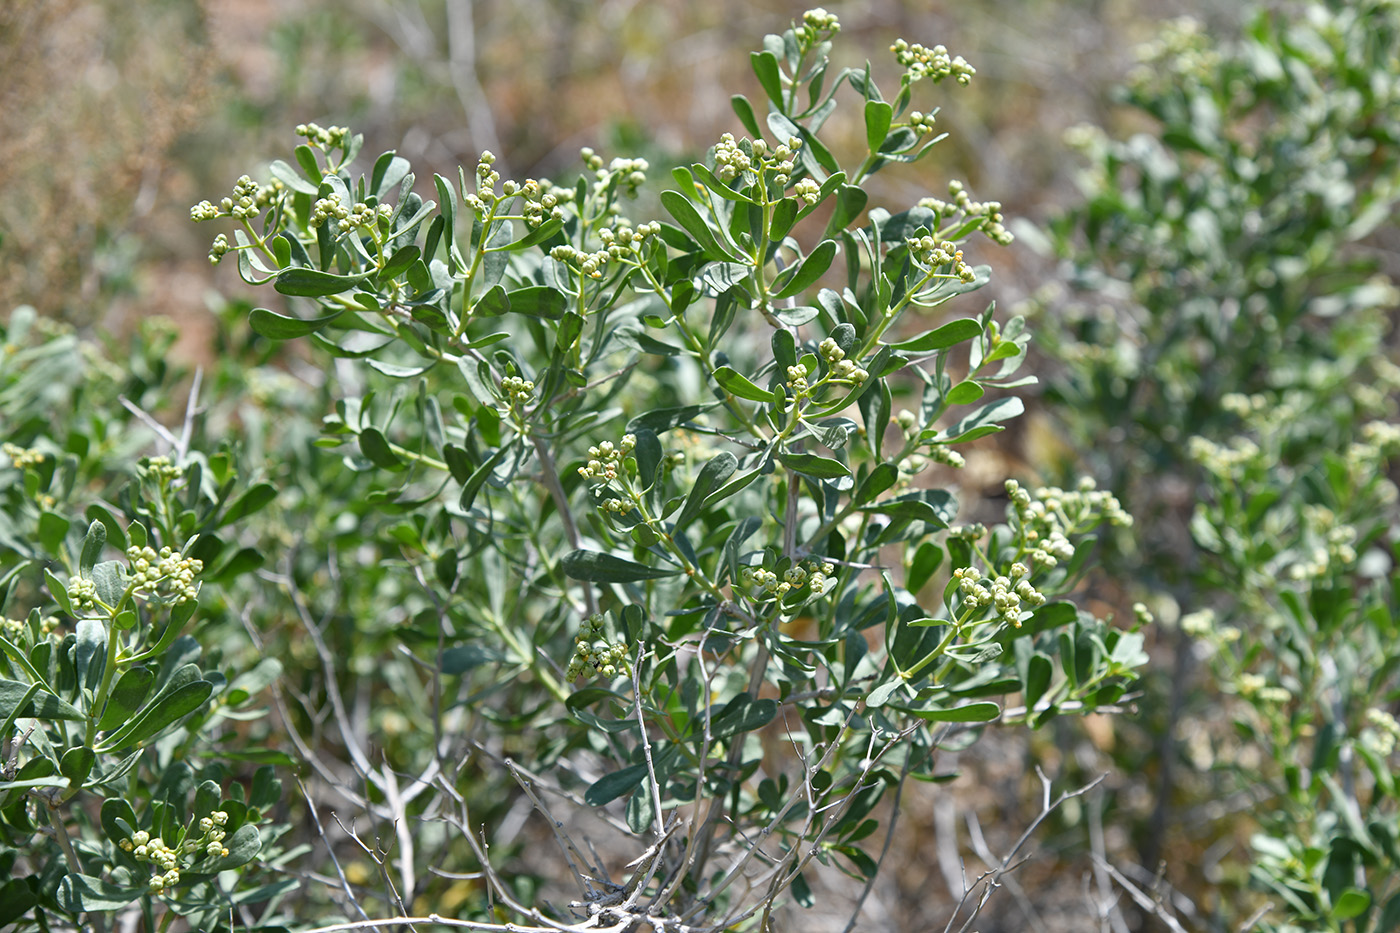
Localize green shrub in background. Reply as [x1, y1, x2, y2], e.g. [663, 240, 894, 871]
[0, 307, 294, 929]
[1038, 0, 1400, 927]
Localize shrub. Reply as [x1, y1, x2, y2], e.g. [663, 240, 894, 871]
[1037, 0, 1400, 925]
[2, 9, 1145, 931]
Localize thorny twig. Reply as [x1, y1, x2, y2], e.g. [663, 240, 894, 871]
[945, 768, 1107, 933]
[1090, 853, 1191, 933]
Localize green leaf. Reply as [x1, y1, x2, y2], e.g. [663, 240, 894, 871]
[711, 692, 778, 738]
[97, 667, 155, 730]
[562, 551, 680, 583]
[222, 482, 278, 525]
[714, 366, 774, 403]
[779, 451, 850, 479]
[890, 319, 982, 352]
[750, 50, 785, 107]
[773, 240, 837, 299]
[1024, 655, 1052, 715]
[627, 405, 715, 434]
[914, 701, 1000, 723]
[268, 158, 319, 195]
[585, 763, 647, 806]
[91, 560, 125, 608]
[509, 217, 566, 251]
[95, 680, 214, 752]
[824, 185, 869, 236]
[945, 381, 984, 405]
[0, 681, 42, 743]
[57, 874, 146, 913]
[79, 520, 106, 577]
[936, 397, 1025, 442]
[0, 879, 37, 926]
[357, 428, 406, 471]
[864, 100, 893, 152]
[59, 746, 95, 789]
[37, 512, 69, 557]
[906, 542, 943, 593]
[249, 306, 345, 339]
[854, 463, 898, 506]
[273, 267, 374, 297]
[372, 152, 412, 197]
[731, 93, 763, 138]
[769, 197, 800, 242]
[866, 680, 907, 708]
[862, 490, 955, 527]
[673, 452, 738, 533]
[196, 822, 261, 873]
[661, 190, 733, 261]
[84, 504, 127, 552]
[441, 644, 502, 674]
[44, 567, 72, 615]
[507, 285, 568, 319]
[1334, 888, 1370, 920]
[459, 442, 512, 512]
[380, 244, 421, 280]
[224, 658, 283, 707]
[75, 619, 105, 691]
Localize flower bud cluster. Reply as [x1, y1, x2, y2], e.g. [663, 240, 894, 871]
[949, 523, 986, 541]
[126, 544, 203, 604]
[119, 810, 230, 894]
[714, 134, 753, 183]
[784, 364, 814, 395]
[907, 111, 937, 134]
[208, 234, 231, 264]
[918, 180, 1012, 246]
[552, 223, 660, 278]
[578, 434, 637, 482]
[309, 193, 390, 234]
[498, 177, 568, 227]
[819, 337, 869, 384]
[141, 456, 184, 485]
[904, 235, 975, 283]
[597, 222, 662, 255]
[1180, 608, 1241, 646]
[1006, 477, 1131, 568]
[550, 244, 613, 279]
[599, 155, 650, 198]
[1365, 708, 1400, 756]
[296, 122, 350, 150]
[69, 577, 101, 611]
[566, 614, 631, 680]
[1188, 435, 1261, 480]
[1236, 671, 1289, 704]
[891, 38, 975, 86]
[794, 178, 821, 206]
[1128, 17, 1220, 90]
[191, 175, 280, 225]
[500, 375, 535, 405]
[1, 617, 23, 641]
[711, 134, 803, 187]
[797, 8, 841, 43]
[473, 150, 501, 197]
[2, 443, 45, 469]
[1362, 420, 1400, 456]
[740, 559, 836, 600]
[952, 564, 1044, 626]
[928, 444, 965, 468]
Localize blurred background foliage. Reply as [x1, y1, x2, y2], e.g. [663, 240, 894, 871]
[4, 0, 1396, 929]
[2, 0, 1240, 331]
